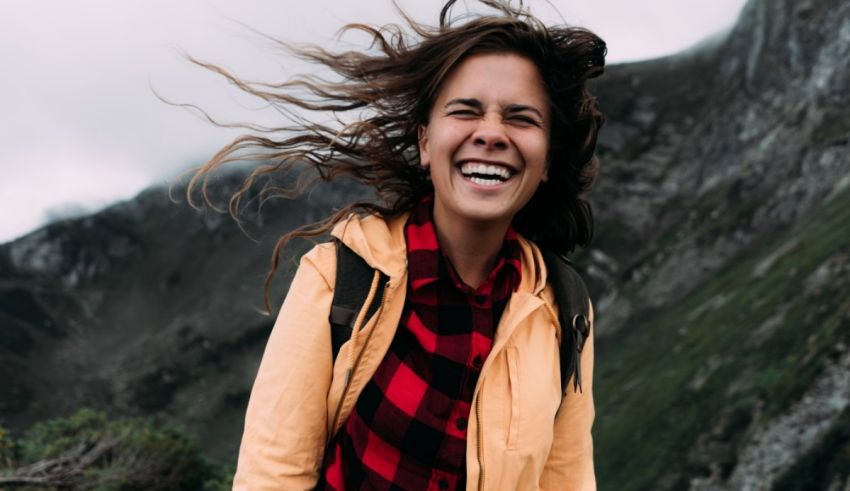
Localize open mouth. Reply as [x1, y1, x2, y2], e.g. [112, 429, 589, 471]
[458, 161, 516, 186]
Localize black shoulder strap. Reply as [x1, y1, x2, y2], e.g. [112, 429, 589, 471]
[540, 248, 591, 397]
[329, 239, 387, 362]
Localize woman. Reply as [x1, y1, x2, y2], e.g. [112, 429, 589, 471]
[190, 1, 605, 489]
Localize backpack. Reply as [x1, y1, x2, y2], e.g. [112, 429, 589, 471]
[327, 239, 591, 398]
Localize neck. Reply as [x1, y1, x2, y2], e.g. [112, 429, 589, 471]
[432, 205, 510, 290]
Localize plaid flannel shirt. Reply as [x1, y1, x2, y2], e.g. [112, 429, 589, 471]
[318, 195, 521, 490]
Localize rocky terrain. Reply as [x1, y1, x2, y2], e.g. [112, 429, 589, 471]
[1, 0, 849, 488]
[0, 174, 369, 462]
[587, 0, 850, 488]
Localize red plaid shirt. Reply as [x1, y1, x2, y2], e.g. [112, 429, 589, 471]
[318, 195, 522, 490]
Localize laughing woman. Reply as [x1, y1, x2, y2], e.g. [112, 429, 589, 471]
[189, 1, 606, 489]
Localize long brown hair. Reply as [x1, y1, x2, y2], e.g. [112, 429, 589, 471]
[185, 0, 606, 312]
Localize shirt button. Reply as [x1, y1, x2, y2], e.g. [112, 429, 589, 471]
[438, 478, 450, 490]
[473, 355, 483, 369]
[456, 417, 468, 430]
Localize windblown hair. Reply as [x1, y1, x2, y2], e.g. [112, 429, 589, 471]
[186, 0, 606, 311]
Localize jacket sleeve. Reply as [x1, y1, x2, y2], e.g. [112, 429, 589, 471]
[233, 244, 335, 490]
[539, 300, 596, 491]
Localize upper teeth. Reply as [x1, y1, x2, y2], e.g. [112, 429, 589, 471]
[460, 163, 512, 180]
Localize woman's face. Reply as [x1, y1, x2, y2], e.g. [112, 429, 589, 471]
[418, 52, 551, 230]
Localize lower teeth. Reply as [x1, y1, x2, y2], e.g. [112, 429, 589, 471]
[469, 176, 501, 186]
[465, 175, 504, 186]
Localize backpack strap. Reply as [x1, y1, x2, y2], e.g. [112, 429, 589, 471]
[540, 248, 591, 397]
[329, 239, 387, 363]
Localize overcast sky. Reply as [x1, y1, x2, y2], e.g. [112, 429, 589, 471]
[0, 0, 748, 243]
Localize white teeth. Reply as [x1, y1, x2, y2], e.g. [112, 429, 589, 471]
[460, 162, 512, 181]
[469, 176, 502, 186]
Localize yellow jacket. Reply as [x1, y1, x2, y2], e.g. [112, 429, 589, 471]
[233, 212, 595, 490]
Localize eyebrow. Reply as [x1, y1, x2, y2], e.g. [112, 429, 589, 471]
[444, 98, 483, 110]
[444, 98, 545, 121]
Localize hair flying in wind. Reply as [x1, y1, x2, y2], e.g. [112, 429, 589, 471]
[183, 0, 606, 312]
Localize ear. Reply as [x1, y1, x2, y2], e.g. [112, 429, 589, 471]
[541, 159, 550, 182]
[418, 125, 430, 168]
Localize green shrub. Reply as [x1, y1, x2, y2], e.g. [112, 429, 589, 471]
[0, 408, 232, 490]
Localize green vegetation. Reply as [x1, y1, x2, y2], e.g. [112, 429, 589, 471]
[594, 188, 850, 490]
[0, 409, 232, 490]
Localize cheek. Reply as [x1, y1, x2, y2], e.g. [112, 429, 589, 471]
[429, 134, 460, 163]
[516, 134, 550, 168]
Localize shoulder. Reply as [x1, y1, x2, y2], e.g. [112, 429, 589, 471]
[330, 212, 410, 278]
[535, 246, 592, 332]
[301, 241, 338, 293]
[299, 209, 406, 292]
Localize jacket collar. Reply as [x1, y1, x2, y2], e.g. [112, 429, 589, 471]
[331, 212, 549, 296]
[515, 234, 549, 296]
[331, 213, 410, 280]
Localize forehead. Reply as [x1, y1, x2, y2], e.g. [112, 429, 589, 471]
[433, 52, 549, 110]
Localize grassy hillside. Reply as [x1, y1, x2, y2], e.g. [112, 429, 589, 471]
[594, 188, 850, 490]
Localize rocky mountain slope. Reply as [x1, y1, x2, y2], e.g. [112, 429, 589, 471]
[0, 175, 368, 461]
[1, 0, 849, 488]
[588, 0, 850, 488]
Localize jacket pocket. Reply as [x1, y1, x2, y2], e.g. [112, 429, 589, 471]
[506, 345, 520, 449]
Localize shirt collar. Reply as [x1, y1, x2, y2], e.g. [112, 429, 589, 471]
[404, 194, 521, 296]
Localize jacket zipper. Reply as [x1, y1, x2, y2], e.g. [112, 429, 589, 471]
[476, 388, 484, 491]
[328, 278, 392, 440]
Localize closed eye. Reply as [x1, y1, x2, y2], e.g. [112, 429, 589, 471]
[447, 109, 479, 117]
[508, 115, 542, 127]
[505, 103, 546, 128]
[444, 98, 483, 118]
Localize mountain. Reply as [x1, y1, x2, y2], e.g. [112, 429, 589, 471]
[587, 0, 850, 488]
[1, 0, 849, 488]
[0, 174, 369, 462]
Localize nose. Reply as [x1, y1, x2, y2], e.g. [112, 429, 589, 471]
[472, 118, 509, 151]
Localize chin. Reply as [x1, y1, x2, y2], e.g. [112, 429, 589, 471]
[453, 202, 518, 225]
